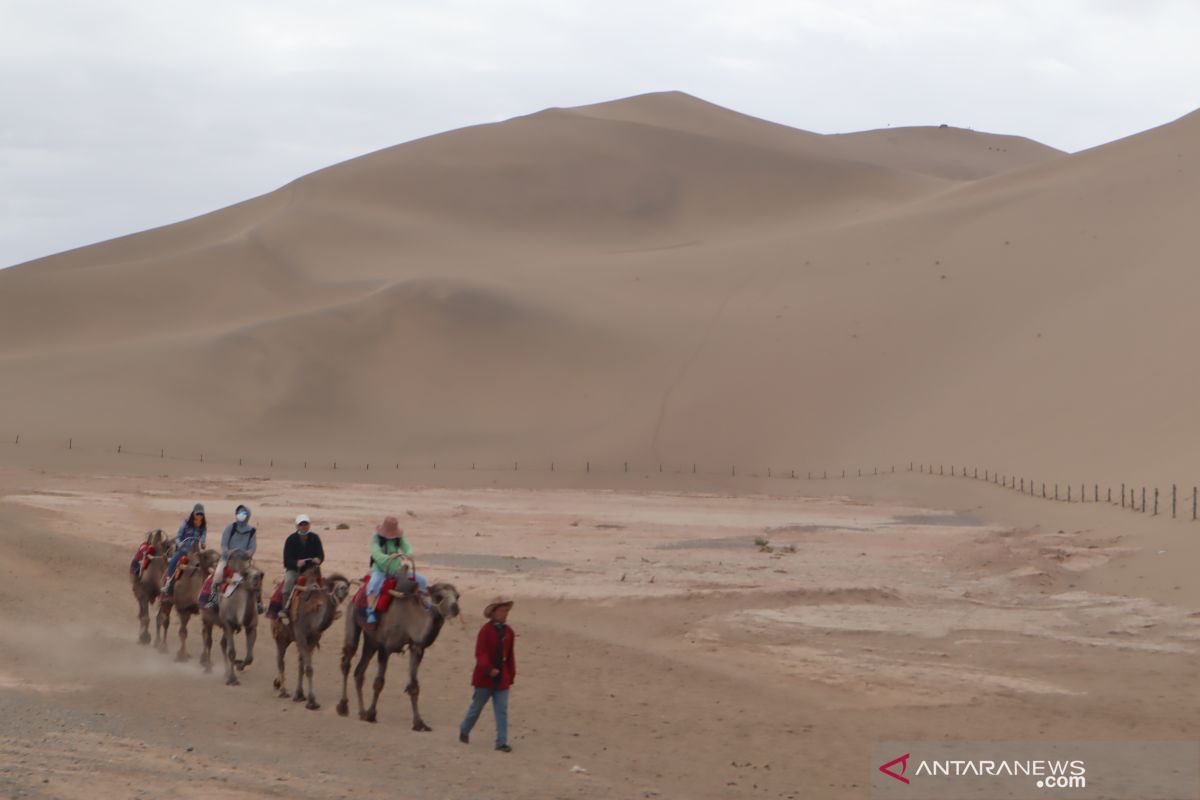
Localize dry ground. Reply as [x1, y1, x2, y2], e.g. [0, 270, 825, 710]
[1, 459, 1196, 799]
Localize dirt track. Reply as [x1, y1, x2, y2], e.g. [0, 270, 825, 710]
[1, 466, 1196, 799]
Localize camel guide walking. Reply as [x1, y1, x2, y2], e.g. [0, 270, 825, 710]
[278, 514, 324, 626]
[459, 597, 516, 752]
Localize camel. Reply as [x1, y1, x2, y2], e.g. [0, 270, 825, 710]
[199, 552, 264, 685]
[130, 530, 174, 646]
[156, 548, 220, 662]
[270, 565, 352, 710]
[337, 577, 461, 730]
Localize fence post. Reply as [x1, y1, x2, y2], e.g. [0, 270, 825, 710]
[270, 459, 274, 467]
[624, 462, 628, 473]
[1173, 485, 1177, 518]
[1141, 487, 1146, 513]
[117, 444, 122, 454]
[792, 469, 796, 479]
[1055, 484, 1059, 500]
[910, 461, 913, 472]
[732, 465, 736, 476]
[69, 438, 72, 450]
[160, 448, 164, 459]
[842, 469, 846, 478]
[1154, 488, 1159, 516]
[1121, 484, 1125, 508]
[823, 471, 827, 479]
[1041, 483, 1046, 498]
[692, 463, 696, 474]
[587, 461, 590, 473]
[951, 466, 955, 477]
[1067, 485, 1071, 502]
[13, 435, 17, 444]
[200, 453, 204, 463]
[514, 462, 518, 471]
[1095, 484, 1099, 503]
[333, 462, 337, 469]
[551, 462, 555, 472]
[1020, 478, 1024, 493]
[1194, 487, 1197, 521]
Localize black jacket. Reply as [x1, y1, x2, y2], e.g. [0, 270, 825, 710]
[283, 531, 325, 572]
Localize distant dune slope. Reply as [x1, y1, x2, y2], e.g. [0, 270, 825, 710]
[4, 92, 1198, 486]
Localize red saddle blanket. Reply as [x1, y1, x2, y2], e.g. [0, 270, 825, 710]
[132, 542, 157, 574]
[351, 575, 404, 613]
[199, 567, 235, 600]
[268, 575, 323, 608]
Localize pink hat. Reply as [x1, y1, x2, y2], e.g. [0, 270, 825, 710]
[377, 516, 402, 539]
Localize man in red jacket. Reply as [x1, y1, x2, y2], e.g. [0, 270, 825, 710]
[458, 596, 516, 752]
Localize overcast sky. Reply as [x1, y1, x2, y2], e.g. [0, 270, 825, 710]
[2, 0, 1198, 268]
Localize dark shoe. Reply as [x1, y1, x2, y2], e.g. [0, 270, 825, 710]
[495, 744, 511, 753]
[459, 732, 469, 744]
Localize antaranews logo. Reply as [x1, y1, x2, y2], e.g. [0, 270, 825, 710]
[877, 752, 1086, 790]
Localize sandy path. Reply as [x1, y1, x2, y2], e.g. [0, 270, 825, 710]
[1, 468, 1196, 799]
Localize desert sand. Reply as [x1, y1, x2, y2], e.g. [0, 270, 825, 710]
[1, 448, 1199, 798]
[2, 92, 1199, 798]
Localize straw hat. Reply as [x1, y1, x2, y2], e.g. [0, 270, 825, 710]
[483, 597, 515, 619]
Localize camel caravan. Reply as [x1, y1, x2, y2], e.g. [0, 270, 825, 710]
[126, 506, 509, 747]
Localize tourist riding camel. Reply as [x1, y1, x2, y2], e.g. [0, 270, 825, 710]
[270, 562, 351, 709]
[279, 514, 324, 626]
[338, 563, 461, 729]
[207, 503, 259, 611]
[365, 516, 427, 624]
[163, 503, 207, 597]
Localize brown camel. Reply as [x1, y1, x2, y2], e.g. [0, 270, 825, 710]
[337, 579, 461, 730]
[270, 565, 352, 710]
[156, 548, 220, 662]
[130, 530, 174, 646]
[199, 553, 263, 685]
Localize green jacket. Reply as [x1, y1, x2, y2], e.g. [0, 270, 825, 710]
[370, 533, 413, 576]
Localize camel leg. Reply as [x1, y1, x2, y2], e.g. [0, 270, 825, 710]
[293, 643, 307, 703]
[354, 642, 378, 722]
[337, 625, 361, 717]
[155, 601, 169, 653]
[274, 636, 289, 697]
[175, 609, 191, 662]
[151, 594, 164, 648]
[405, 645, 431, 732]
[301, 644, 319, 710]
[200, 619, 213, 673]
[222, 628, 239, 686]
[364, 649, 391, 724]
[238, 620, 256, 671]
[137, 595, 151, 645]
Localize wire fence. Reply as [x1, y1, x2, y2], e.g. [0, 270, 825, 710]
[4, 433, 1197, 521]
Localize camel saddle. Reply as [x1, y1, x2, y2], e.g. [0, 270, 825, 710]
[198, 566, 236, 604]
[131, 542, 157, 575]
[266, 575, 324, 621]
[351, 575, 408, 614]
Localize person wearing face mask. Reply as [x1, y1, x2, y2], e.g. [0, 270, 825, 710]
[206, 504, 258, 610]
[278, 514, 324, 626]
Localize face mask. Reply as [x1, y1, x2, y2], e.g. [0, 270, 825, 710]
[236, 512, 249, 523]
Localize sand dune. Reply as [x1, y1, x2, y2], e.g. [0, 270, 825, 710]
[1, 92, 1195, 487]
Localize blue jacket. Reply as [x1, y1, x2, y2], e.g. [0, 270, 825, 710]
[175, 520, 206, 550]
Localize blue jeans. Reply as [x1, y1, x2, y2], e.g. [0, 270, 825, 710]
[460, 687, 509, 747]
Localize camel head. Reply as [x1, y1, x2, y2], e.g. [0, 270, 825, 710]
[194, 551, 220, 575]
[325, 574, 351, 605]
[427, 583, 460, 619]
[190, 549, 220, 574]
[243, 567, 264, 595]
[146, 529, 166, 548]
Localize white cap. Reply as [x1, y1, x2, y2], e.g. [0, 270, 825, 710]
[295, 514, 311, 526]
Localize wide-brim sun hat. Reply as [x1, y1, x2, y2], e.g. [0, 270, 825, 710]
[377, 516, 402, 538]
[484, 597, 515, 619]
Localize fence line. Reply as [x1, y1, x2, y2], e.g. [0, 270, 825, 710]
[3, 433, 1196, 522]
